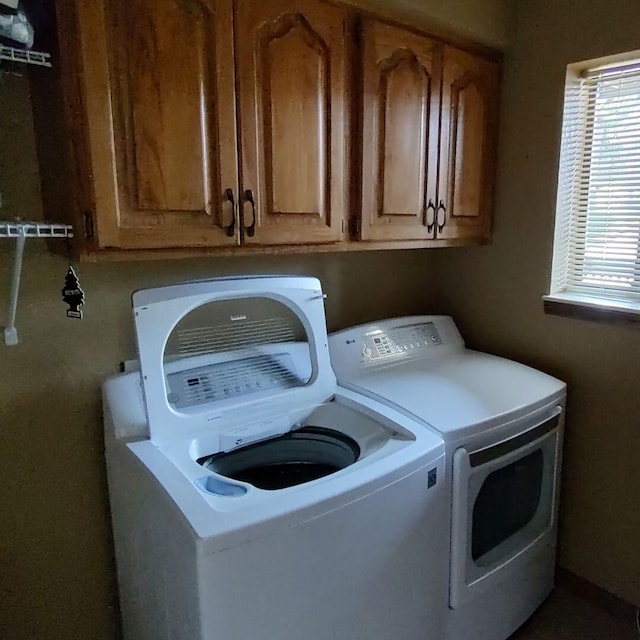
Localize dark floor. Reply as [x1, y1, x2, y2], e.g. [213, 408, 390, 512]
[510, 588, 639, 639]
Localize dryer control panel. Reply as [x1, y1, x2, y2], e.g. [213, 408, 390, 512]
[329, 316, 465, 375]
[363, 322, 442, 360]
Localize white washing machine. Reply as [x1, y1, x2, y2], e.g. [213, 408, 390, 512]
[103, 278, 448, 640]
[329, 316, 567, 640]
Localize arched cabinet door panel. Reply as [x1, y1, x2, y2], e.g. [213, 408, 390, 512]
[360, 20, 442, 242]
[437, 46, 499, 242]
[235, 0, 348, 245]
[76, 0, 240, 249]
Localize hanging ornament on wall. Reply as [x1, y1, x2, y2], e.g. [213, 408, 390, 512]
[61, 266, 85, 319]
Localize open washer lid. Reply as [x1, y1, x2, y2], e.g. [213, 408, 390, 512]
[133, 276, 336, 451]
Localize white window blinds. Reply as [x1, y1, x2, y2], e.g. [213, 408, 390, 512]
[551, 60, 640, 305]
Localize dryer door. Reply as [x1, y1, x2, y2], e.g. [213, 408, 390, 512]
[449, 405, 563, 609]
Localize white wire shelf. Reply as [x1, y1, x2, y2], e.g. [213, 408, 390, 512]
[1, 221, 74, 346]
[0, 220, 73, 238]
[0, 45, 52, 67]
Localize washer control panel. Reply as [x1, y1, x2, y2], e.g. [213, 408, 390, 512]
[166, 353, 302, 409]
[363, 322, 442, 361]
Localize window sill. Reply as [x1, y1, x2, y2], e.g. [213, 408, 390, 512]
[543, 293, 640, 325]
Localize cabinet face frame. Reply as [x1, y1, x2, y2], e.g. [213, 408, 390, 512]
[436, 45, 499, 242]
[234, 0, 348, 246]
[359, 19, 442, 242]
[75, 0, 240, 249]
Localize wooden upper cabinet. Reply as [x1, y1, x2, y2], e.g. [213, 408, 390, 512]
[76, 0, 240, 249]
[359, 22, 500, 245]
[58, 0, 500, 254]
[360, 20, 442, 242]
[436, 46, 500, 242]
[234, 0, 347, 245]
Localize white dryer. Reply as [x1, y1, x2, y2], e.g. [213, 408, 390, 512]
[103, 278, 448, 640]
[329, 316, 567, 640]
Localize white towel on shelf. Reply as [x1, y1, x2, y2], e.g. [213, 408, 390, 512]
[0, 7, 33, 48]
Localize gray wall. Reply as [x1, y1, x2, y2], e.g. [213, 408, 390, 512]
[433, 0, 640, 606]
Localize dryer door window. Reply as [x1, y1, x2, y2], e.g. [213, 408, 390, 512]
[471, 449, 543, 562]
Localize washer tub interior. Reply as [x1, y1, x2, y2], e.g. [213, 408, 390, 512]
[198, 426, 361, 490]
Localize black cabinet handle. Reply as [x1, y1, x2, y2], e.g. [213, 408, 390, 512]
[243, 189, 256, 238]
[436, 200, 447, 233]
[224, 188, 236, 238]
[426, 199, 436, 232]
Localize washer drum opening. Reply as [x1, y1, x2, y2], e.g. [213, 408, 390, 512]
[198, 427, 360, 490]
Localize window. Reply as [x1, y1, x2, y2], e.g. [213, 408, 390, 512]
[548, 54, 640, 317]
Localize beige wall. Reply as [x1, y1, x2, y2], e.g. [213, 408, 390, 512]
[0, 74, 441, 638]
[344, 0, 514, 49]
[0, 247, 439, 640]
[0, 76, 42, 217]
[433, 0, 640, 607]
[20, 1, 640, 638]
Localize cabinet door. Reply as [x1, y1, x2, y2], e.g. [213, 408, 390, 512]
[360, 20, 442, 242]
[75, 0, 239, 249]
[235, 0, 347, 245]
[437, 47, 499, 242]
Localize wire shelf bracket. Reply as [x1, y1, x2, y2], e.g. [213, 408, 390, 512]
[0, 45, 52, 68]
[1, 221, 73, 346]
